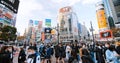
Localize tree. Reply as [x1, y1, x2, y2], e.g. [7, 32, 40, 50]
[0, 26, 17, 42]
[17, 36, 25, 41]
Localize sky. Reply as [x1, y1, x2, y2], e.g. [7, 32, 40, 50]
[16, 0, 102, 35]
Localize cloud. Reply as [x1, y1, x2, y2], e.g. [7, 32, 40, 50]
[82, 0, 102, 5]
[18, 0, 43, 17]
[16, 0, 44, 35]
[16, 0, 100, 35]
[51, 0, 81, 6]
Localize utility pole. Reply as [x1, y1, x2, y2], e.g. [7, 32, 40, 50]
[90, 21, 95, 42]
[57, 23, 59, 44]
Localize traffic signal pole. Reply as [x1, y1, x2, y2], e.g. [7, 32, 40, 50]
[90, 21, 95, 43]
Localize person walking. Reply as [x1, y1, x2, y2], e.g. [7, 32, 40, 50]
[0, 46, 13, 63]
[105, 45, 119, 63]
[27, 46, 40, 63]
[18, 47, 26, 63]
[54, 44, 60, 63]
[95, 43, 105, 63]
[58, 43, 66, 63]
[39, 44, 46, 63]
[66, 43, 72, 60]
[80, 43, 94, 63]
[115, 41, 120, 60]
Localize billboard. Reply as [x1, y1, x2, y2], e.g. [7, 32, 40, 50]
[44, 28, 52, 33]
[59, 6, 71, 13]
[45, 19, 51, 27]
[96, 10, 108, 29]
[0, 0, 20, 13]
[100, 30, 113, 39]
[34, 20, 39, 26]
[38, 21, 42, 31]
[3, 12, 13, 19]
[41, 32, 45, 41]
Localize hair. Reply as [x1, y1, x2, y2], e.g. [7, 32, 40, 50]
[0, 46, 9, 53]
[109, 45, 115, 51]
[28, 46, 35, 50]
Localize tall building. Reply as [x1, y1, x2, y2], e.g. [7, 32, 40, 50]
[27, 20, 43, 43]
[58, 6, 79, 43]
[103, 0, 120, 28]
[96, 2, 113, 41]
[0, 0, 19, 27]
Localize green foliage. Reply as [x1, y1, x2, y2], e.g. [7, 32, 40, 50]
[0, 26, 17, 42]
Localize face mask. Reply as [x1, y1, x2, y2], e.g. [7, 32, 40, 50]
[28, 52, 33, 55]
[105, 45, 109, 47]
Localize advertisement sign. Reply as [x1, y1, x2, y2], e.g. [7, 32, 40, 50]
[96, 10, 108, 29]
[45, 19, 51, 27]
[44, 28, 52, 33]
[34, 20, 39, 26]
[41, 32, 45, 41]
[100, 30, 113, 39]
[0, 0, 20, 13]
[59, 6, 71, 13]
[4, 12, 13, 19]
[38, 21, 42, 31]
[29, 20, 33, 24]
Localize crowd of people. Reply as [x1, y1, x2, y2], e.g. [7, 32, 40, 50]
[0, 41, 120, 63]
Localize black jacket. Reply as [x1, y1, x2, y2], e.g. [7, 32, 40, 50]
[116, 46, 120, 55]
[0, 51, 12, 63]
[95, 46, 105, 63]
[18, 49, 26, 63]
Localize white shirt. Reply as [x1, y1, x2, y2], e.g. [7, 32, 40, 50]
[27, 55, 40, 63]
[66, 45, 71, 53]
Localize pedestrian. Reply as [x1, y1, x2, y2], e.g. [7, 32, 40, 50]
[105, 45, 119, 63]
[115, 41, 120, 60]
[27, 46, 40, 63]
[45, 44, 52, 63]
[66, 43, 72, 60]
[80, 43, 94, 63]
[95, 43, 105, 63]
[103, 42, 111, 59]
[0, 46, 13, 63]
[54, 44, 60, 63]
[18, 47, 26, 63]
[58, 43, 66, 63]
[88, 43, 95, 62]
[116, 41, 120, 52]
[39, 43, 46, 63]
[68, 43, 79, 63]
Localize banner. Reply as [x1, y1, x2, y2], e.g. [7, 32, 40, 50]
[41, 32, 45, 41]
[38, 21, 43, 31]
[29, 20, 33, 24]
[96, 10, 108, 29]
[0, 0, 20, 13]
[45, 19, 51, 27]
[100, 30, 113, 39]
[34, 20, 39, 26]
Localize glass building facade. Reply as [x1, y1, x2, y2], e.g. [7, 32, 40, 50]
[103, 0, 120, 25]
